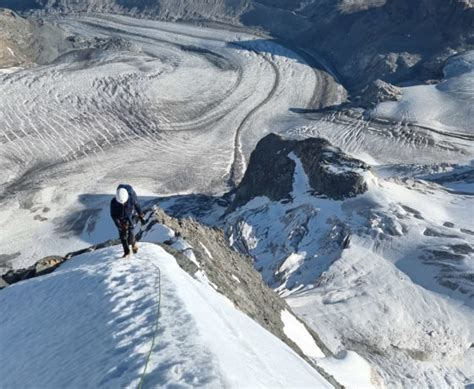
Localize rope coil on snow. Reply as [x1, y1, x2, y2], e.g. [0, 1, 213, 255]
[137, 263, 162, 389]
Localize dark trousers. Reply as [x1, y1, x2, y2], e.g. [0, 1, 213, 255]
[119, 226, 136, 255]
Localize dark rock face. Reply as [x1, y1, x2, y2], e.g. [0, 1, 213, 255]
[1, 256, 65, 288]
[228, 133, 369, 212]
[230, 134, 297, 207]
[356, 79, 402, 107]
[298, 137, 369, 199]
[0, 9, 72, 68]
[295, 0, 473, 91]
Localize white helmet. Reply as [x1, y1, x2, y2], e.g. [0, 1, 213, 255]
[116, 188, 129, 204]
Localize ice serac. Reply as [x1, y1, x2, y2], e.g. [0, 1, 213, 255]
[228, 133, 369, 212]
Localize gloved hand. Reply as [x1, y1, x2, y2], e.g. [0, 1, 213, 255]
[120, 221, 128, 232]
[139, 213, 146, 224]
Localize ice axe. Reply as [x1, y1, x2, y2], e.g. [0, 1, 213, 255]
[135, 206, 156, 241]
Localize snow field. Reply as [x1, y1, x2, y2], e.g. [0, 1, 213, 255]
[317, 351, 377, 389]
[281, 309, 324, 359]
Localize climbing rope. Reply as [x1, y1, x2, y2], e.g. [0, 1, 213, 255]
[137, 262, 162, 389]
[65, 206, 163, 388]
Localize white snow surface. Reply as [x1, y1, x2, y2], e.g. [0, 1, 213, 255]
[142, 223, 175, 243]
[0, 243, 331, 388]
[289, 151, 312, 195]
[278, 252, 306, 279]
[318, 351, 376, 389]
[281, 309, 324, 359]
[374, 51, 474, 135]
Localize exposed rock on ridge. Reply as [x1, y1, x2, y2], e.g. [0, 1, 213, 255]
[356, 79, 402, 107]
[149, 207, 336, 365]
[1, 256, 66, 287]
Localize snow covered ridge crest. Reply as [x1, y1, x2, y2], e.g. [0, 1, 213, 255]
[0, 205, 346, 387]
[0, 243, 340, 388]
[228, 133, 370, 213]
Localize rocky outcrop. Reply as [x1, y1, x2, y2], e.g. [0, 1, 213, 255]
[228, 133, 369, 212]
[0, 277, 8, 289]
[0, 8, 37, 68]
[0, 238, 123, 288]
[356, 79, 402, 107]
[1, 256, 65, 288]
[0, 8, 71, 68]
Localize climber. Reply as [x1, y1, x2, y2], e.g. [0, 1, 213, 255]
[110, 184, 145, 258]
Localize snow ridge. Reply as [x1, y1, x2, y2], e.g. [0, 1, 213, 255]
[0, 243, 332, 388]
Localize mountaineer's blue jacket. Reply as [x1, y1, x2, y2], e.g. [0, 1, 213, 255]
[110, 184, 142, 229]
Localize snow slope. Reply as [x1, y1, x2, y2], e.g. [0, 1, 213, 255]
[223, 152, 474, 387]
[0, 243, 332, 388]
